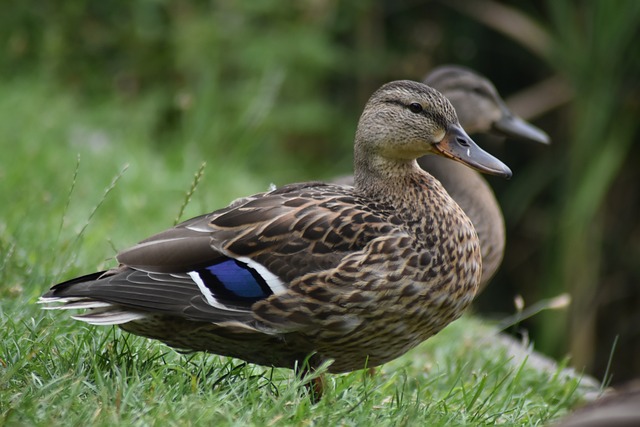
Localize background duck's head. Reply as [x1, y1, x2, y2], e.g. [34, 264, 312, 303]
[354, 80, 512, 181]
[424, 65, 550, 144]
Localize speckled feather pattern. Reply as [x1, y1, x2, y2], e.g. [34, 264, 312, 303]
[113, 175, 481, 373]
[417, 158, 504, 290]
[41, 80, 493, 375]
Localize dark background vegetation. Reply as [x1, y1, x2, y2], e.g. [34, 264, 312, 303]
[1, 0, 639, 386]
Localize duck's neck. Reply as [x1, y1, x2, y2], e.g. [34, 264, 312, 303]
[354, 155, 418, 189]
[354, 155, 451, 214]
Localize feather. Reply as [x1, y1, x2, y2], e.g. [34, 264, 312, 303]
[72, 308, 147, 325]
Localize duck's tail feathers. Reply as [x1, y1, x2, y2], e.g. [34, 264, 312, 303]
[39, 270, 149, 325]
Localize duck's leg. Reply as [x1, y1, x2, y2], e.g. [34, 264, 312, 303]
[306, 374, 325, 403]
[295, 364, 325, 403]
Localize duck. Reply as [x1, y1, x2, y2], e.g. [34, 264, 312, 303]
[335, 66, 549, 292]
[40, 80, 511, 398]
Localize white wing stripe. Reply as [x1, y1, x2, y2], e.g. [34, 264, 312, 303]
[187, 270, 248, 312]
[237, 256, 286, 294]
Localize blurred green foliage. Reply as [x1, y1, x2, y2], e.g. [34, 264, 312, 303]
[1, 0, 639, 386]
[541, 0, 640, 382]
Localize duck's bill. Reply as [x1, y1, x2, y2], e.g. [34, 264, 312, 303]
[433, 124, 512, 179]
[493, 113, 550, 145]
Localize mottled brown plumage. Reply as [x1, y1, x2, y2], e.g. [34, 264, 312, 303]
[40, 80, 510, 381]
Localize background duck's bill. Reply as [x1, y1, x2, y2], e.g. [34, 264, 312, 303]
[492, 113, 550, 145]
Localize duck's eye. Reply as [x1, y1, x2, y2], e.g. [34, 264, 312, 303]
[408, 103, 423, 114]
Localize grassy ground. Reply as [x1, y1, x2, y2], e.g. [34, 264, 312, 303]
[0, 79, 596, 426]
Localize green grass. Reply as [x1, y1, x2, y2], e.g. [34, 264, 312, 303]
[1, 78, 594, 426]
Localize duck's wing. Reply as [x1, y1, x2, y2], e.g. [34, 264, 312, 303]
[41, 182, 401, 328]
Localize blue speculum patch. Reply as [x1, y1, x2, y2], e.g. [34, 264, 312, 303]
[196, 258, 272, 302]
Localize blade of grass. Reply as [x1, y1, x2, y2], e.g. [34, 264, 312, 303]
[56, 154, 81, 242]
[59, 164, 129, 278]
[174, 161, 207, 225]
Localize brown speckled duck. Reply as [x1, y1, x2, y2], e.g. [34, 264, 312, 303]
[336, 66, 549, 291]
[40, 80, 511, 396]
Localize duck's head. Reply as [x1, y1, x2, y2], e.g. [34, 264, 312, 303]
[355, 80, 512, 180]
[424, 65, 550, 144]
